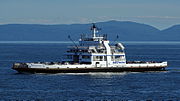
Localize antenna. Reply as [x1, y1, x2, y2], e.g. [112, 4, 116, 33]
[68, 35, 78, 49]
[113, 35, 119, 44]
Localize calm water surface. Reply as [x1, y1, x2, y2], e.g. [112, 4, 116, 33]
[0, 42, 180, 100]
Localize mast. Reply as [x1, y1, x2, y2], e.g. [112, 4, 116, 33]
[91, 23, 98, 38]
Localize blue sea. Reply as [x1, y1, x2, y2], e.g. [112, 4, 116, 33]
[0, 41, 180, 100]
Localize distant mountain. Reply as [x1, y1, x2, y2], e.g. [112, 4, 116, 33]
[0, 20, 179, 41]
[160, 25, 180, 41]
[94, 21, 160, 41]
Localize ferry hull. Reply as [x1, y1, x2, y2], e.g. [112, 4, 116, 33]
[12, 67, 166, 74]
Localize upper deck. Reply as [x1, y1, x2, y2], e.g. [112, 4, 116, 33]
[66, 23, 125, 55]
[79, 23, 108, 46]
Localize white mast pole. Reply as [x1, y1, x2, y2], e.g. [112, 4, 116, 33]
[93, 27, 96, 37]
[92, 23, 97, 38]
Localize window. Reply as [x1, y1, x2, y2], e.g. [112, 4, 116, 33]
[93, 56, 103, 61]
[104, 56, 107, 61]
[67, 55, 72, 59]
[115, 56, 121, 61]
[111, 56, 115, 61]
[99, 56, 103, 61]
[82, 55, 90, 59]
[96, 62, 100, 64]
[115, 55, 125, 61]
[91, 49, 96, 53]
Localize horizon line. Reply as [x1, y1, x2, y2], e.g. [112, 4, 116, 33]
[1, 41, 180, 44]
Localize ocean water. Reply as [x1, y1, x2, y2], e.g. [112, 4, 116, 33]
[0, 42, 180, 100]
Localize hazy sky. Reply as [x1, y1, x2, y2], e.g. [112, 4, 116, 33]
[0, 0, 180, 29]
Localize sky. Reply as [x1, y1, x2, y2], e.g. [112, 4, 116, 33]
[0, 0, 180, 29]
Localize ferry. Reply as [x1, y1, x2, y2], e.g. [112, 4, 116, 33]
[12, 23, 167, 73]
